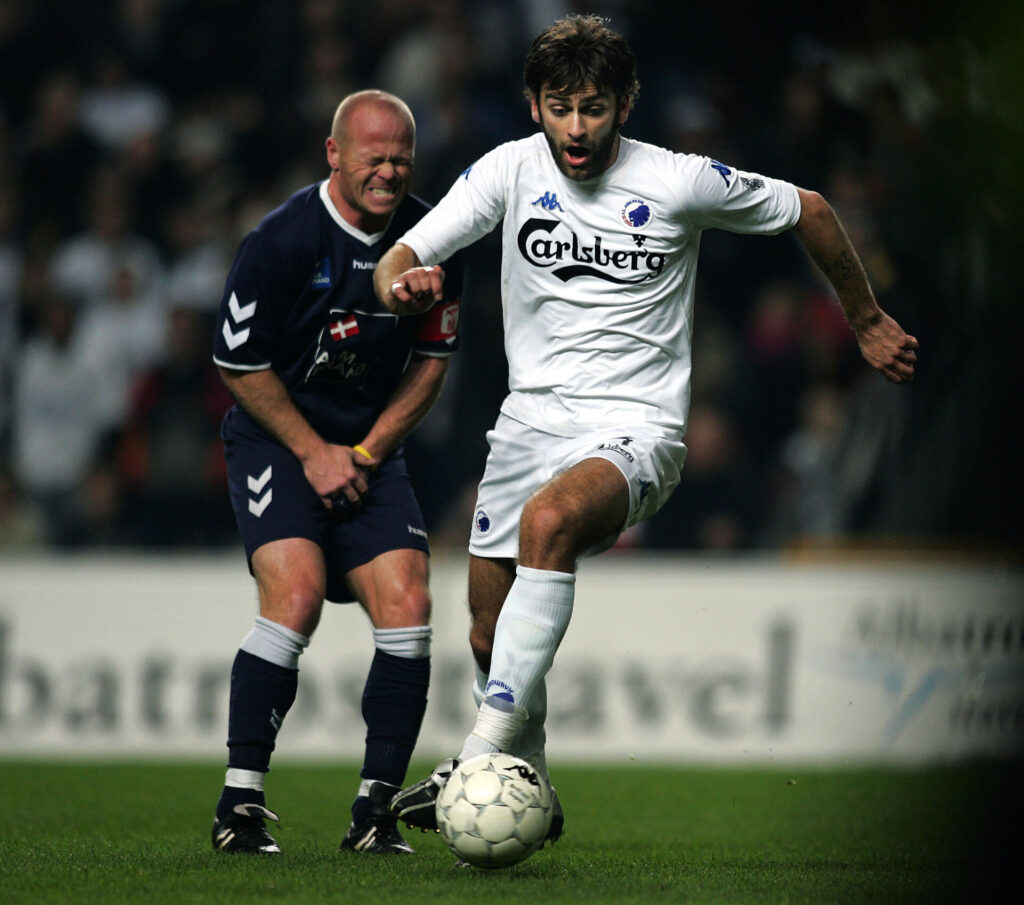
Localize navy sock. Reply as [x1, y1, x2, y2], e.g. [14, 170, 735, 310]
[356, 650, 429, 818]
[216, 649, 298, 820]
[217, 785, 266, 819]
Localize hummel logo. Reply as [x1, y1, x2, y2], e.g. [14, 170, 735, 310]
[531, 191, 564, 212]
[247, 466, 272, 493]
[247, 466, 272, 517]
[222, 291, 257, 350]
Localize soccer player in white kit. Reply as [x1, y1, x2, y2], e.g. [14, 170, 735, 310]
[376, 15, 918, 840]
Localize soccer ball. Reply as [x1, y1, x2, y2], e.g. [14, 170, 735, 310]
[435, 753, 553, 868]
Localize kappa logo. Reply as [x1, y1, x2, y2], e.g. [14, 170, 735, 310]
[532, 191, 565, 212]
[710, 160, 732, 187]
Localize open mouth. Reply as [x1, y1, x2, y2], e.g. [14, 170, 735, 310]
[368, 186, 397, 202]
[564, 145, 590, 167]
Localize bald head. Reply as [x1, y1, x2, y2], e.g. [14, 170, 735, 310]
[331, 90, 416, 147]
[325, 90, 416, 232]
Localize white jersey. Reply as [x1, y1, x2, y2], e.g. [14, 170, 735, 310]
[400, 132, 801, 440]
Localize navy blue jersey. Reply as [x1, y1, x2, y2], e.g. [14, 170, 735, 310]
[213, 181, 463, 444]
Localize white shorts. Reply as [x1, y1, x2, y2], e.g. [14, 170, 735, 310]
[469, 413, 687, 560]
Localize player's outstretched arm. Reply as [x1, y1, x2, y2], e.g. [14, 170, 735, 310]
[794, 188, 918, 384]
[374, 242, 445, 316]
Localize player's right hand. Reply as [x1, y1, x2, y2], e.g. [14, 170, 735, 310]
[387, 265, 445, 315]
[303, 443, 371, 517]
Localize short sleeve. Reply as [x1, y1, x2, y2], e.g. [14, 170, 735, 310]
[399, 143, 514, 265]
[680, 156, 801, 236]
[213, 231, 290, 370]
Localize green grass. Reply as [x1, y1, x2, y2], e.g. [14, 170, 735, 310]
[0, 760, 1019, 904]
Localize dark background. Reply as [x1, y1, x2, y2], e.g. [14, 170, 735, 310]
[0, 0, 1020, 555]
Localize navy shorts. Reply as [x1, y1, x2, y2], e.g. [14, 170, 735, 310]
[223, 413, 429, 603]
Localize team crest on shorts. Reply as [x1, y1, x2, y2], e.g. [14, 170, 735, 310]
[621, 199, 653, 229]
[474, 509, 491, 534]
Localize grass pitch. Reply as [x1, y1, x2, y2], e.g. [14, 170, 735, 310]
[1, 759, 1019, 904]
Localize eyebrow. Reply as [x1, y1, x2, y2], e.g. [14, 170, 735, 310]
[544, 93, 607, 104]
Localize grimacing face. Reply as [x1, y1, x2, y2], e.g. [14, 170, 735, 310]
[327, 102, 414, 231]
[531, 85, 629, 182]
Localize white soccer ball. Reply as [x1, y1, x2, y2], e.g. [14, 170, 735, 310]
[435, 752, 553, 868]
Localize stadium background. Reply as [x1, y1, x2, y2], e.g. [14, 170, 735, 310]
[0, 1, 1021, 766]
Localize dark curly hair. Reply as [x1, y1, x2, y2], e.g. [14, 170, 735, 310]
[523, 15, 640, 107]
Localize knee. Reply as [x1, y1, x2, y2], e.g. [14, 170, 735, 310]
[374, 577, 432, 628]
[519, 498, 584, 567]
[392, 583, 432, 626]
[520, 498, 575, 548]
[258, 576, 325, 637]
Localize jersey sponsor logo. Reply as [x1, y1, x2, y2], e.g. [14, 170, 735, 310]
[307, 314, 371, 384]
[517, 217, 666, 284]
[710, 160, 732, 187]
[474, 509, 491, 533]
[532, 191, 565, 212]
[329, 315, 359, 340]
[621, 199, 653, 229]
[312, 257, 332, 288]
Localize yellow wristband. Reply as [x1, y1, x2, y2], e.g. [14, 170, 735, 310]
[353, 445, 377, 469]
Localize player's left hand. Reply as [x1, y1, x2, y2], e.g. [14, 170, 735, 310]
[387, 265, 445, 316]
[856, 312, 918, 384]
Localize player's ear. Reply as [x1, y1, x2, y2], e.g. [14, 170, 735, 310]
[530, 93, 541, 124]
[617, 93, 631, 126]
[325, 136, 340, 170]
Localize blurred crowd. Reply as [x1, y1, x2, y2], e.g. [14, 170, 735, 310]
[0, 0, 1019, 554]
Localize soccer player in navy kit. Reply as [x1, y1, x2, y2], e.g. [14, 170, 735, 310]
[210, 90, 462, 855]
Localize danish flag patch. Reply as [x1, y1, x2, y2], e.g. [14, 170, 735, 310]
[329, 315, 359, 340]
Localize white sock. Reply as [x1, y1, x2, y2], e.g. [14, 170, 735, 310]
[484, 565, 574, 715]
[460, 695, 527, 759]
[472, 662, 487, 709]
[372, 625, 432, 659]
[511, 678, 549, 783]
[239, 616, 310, 670]
[225, 767, 264, 791]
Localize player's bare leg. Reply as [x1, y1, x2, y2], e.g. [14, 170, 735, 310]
[467, 555, 516, 674]
[340, 549, 433, 853]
